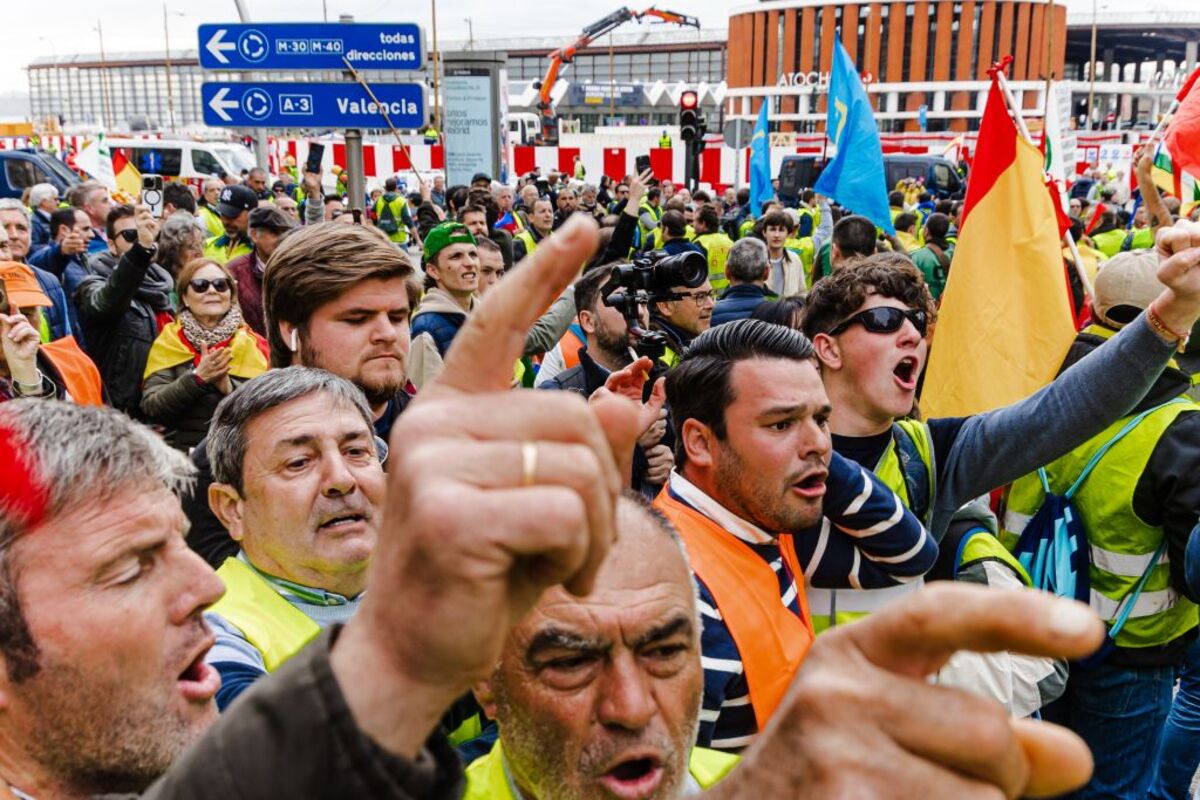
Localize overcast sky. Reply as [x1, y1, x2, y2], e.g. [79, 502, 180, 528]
[4, 0, 1197, 91]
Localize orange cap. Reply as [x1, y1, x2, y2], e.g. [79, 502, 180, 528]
[0, 261, 52, 309]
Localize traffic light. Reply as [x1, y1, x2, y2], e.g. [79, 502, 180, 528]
[680, 90, 699, 141]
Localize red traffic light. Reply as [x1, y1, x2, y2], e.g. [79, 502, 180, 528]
[680, 90, 698, 110]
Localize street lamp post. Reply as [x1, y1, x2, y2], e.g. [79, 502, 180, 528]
[95, 20, 114, 130]
[163, 5, 186, 132]
[1087, 0, 1098, 130]
[464, 18, 474, 50]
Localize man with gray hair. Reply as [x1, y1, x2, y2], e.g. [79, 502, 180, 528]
[27, 183, 59, 251]
[710, 237, 772, 327]
[204, 367, 385, 709]
[0, 400, 224, 798]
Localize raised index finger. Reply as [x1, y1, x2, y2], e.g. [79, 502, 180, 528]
[431, 215, 599, 396]
[843, 583, 1105, 679]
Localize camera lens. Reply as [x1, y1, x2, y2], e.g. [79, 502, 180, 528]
[653, 251, 707, 289]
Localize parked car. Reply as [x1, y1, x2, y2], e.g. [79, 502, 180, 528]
[0, 148, 81, 199]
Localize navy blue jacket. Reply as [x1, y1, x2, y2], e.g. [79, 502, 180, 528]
[712, 283, 770, 327]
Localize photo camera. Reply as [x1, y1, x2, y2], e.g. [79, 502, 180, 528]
[601, 249, 707, 360]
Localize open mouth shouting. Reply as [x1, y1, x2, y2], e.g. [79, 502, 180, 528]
[893, 356, 920, 391]
[177, 634, 221, 704]
[597, 754, 667, 799]
[791, 466, 829, 500]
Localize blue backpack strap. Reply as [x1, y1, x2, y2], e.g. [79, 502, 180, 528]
[1064, 398, 1192, 499]
[1107, 540, 1167, 640]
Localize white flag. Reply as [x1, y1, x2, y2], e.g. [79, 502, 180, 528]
[74, 134, 117, 191]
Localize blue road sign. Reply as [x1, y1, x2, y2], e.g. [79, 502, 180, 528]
[198, 23, 424, 71]
[202, 82, 425, 129]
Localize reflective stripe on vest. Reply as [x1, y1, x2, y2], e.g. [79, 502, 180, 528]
[464, 742, 738, 799]
[695, 232, 733, 293]
[208, 558, 322, 672]
[1001, 397, 1199, 649]
[653, 489, 813, 731]
[203, 235, 252, 265]
[39, 335, 103, 405]
[808, 419, 935, 633]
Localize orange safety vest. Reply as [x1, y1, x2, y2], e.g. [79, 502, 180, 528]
[560, 324, 586, 372]
[653, 488, 814, 731]
[40, 336, 103, 405]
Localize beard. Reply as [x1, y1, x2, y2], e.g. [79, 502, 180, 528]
[713, 440, 824, 533]
[493, 676, 699, 800]
[593, 320, 634, 369]
[12, 627, 215, 796]
[300, 334, 407, 408]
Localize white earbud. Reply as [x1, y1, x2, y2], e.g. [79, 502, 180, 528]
[290, 329, 299, 352]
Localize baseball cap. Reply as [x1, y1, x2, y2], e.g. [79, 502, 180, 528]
[0, 262, 52, 308]
[471, 172, 492, 185]
[423, 222, 476, 264]
[1092, 250, 1164, 328]
[216, 184, 259, 218]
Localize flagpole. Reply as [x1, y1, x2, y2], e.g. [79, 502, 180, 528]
[995, 66, 1095, 299]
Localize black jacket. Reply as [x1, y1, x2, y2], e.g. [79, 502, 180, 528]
[712, 284, 770, 327]
[142, 627, 463, 799]
[75, 244, 174, 415]
[183, 389, 412, 567]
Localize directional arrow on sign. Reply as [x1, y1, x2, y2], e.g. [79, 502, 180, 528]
[208, 87, 239, 122]
[205, 29, 236, 65]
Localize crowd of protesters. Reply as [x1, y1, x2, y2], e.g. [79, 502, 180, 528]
[1, 143, 1200, 800]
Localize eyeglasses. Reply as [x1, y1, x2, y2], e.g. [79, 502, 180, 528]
[189, 277, 232, 294]
[117, 229, 139, 244]
[680, 289, 715, 304]
[827, 306, 928, 338]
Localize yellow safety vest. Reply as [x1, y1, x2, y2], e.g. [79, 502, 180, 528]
[373, 194, 410, 244]
[198, 205, 224, 239]
[808, 419, 934, 633]
[464, 741, 738, 799]
[659, 134, 673, 149]
[737, 217, 755, 241]
[514, 229, 540, 259]
[1001, 380, 1199, 649]
[639, 202, 663, 250]
[207, 558, 321, 672]
[695, 232, 734, 293]
[203, 234, 252, 265]
[1091, 228, 1127, 259]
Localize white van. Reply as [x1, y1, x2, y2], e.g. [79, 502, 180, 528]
[104, 138, 255, 181]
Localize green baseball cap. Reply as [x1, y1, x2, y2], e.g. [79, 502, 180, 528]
[423, 222, 476, 264]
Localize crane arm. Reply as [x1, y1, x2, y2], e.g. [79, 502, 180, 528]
[534, 6, 700, 113]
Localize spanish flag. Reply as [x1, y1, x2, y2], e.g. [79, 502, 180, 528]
[921, 62, 1076, 418]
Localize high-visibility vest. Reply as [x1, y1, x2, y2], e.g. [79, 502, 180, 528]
[197, 205, 224, 238]
[658, 134, 673, 148]
[694, 232, 734, 293]
[464, 741, 737, 799]
[1122, 226, 1155, 252]
[737, 217, 755, 241]
[807, 419, 933, 633]
[1091, 228, 1127, 259]
[1001, 387, 1199, 650]
[557, 323, 586, 373]
[207, 558, 321, 672]
[638, 202, 663, 250]
[514, 229, 540, 259]
[784, 236, 816, 288]
[653, 488, 813, 731]
[203, 234, 252, 265]
[373, 194, 411, 244]
[39, 335, 103, 405]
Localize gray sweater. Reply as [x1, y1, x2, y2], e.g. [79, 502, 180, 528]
[927, 312, 1178, 538]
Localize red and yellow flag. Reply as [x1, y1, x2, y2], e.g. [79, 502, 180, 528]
[921, 64, 1076, 418]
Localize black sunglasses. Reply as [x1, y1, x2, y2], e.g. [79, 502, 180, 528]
[117, 229, 139, 243]
[189, 277, 232, 294]
[827, 306, 928, 338]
